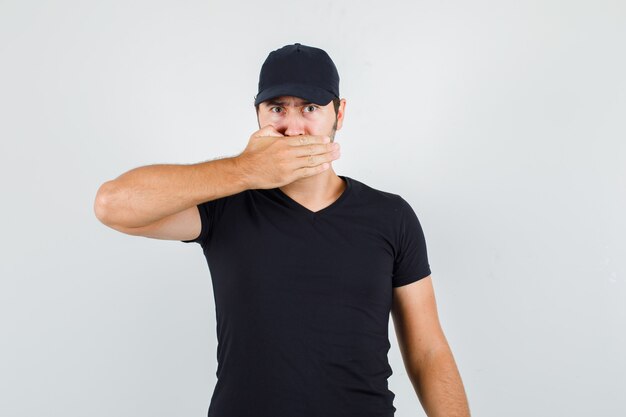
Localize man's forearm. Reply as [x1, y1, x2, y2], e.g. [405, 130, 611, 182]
[408, 347, 471, 417]
[94, 156, 248, 228]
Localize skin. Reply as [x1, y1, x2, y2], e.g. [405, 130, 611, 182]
[257, 95, 471, 416]
[255, 95, 347, 212]
[392, 277, 472, 416]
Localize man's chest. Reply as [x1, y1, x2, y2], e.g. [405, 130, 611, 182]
[208, 212, 396, 300]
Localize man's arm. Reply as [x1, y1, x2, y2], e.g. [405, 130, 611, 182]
[94, 156, 247, 229]
[391, 276, 471, 417]
[93, 126, 337, 236]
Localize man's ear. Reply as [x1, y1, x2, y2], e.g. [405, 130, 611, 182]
[336, 98, 346, 131]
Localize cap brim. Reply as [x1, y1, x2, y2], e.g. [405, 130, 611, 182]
[254, 83, 336, 106]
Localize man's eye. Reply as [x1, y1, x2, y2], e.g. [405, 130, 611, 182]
[303, 105, 318, 113]
[270, 107, 282, 113]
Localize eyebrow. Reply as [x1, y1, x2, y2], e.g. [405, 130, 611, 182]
[265, 99, 313, 107]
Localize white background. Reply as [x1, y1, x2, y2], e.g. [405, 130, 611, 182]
[1, 1, 625, 416]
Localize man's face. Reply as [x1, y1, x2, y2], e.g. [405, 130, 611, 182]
[256, 95, 345, 142]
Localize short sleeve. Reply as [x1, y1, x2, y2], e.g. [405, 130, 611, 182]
[391, 198, 432, 287]
[180, 199, 217, 246]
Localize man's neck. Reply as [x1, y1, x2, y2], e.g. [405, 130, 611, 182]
[278, 169, 346, 212]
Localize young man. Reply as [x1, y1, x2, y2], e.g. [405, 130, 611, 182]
[94, 43, 470, 417]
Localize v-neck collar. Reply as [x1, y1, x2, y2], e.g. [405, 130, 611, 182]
[271, 175, 351, 218]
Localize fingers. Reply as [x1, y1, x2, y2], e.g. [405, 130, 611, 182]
[296, 162, 332, 178]
[295, 146, 340, 168]
[285, 134, 330, 146]
[284, 135, 340, 166]
[290, 140, 340, 158]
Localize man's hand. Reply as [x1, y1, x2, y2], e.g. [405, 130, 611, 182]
[235, 124, 341, 190]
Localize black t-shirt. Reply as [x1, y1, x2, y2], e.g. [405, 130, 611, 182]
[182, 175, 431, 417]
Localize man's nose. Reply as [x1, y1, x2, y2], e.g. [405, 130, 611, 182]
[282, 112, 306, 136]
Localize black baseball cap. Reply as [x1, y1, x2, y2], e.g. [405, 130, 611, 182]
[254, 43, 340, 107]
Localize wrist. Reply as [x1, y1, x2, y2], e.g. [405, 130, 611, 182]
[230, 155, 254, 191]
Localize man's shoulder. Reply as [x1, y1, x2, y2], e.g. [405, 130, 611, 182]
[347, 175, 407, 208]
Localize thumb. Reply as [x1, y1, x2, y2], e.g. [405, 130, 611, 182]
[255, 124, 285, 138]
